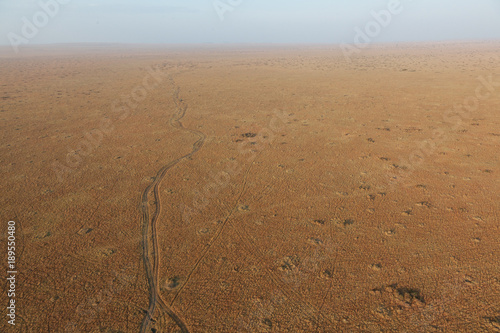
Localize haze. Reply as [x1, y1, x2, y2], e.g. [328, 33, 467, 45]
[1, 0, 500, 48]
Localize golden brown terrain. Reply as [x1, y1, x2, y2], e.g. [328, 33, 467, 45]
[1, 42, 499, 332]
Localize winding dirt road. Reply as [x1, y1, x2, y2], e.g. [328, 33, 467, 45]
[140, 74, 205, 333]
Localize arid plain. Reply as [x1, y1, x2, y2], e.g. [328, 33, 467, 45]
[1, 42, 499, 332]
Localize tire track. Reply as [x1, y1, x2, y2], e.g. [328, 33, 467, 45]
[140, 74, 205, 333]
[169, 150, 262, 307]
[169, 150, 337, 328]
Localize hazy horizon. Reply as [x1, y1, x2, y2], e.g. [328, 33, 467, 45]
[1, 0, 500, 52]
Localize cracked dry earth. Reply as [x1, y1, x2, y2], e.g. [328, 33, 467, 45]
[1, 42, 500, 332]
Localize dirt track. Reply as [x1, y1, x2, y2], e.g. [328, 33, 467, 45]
[140, 75, 204, 332]
[1, 43, 499, 332]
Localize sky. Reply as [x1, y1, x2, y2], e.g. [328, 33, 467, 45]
[1, 0, 500, 49]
